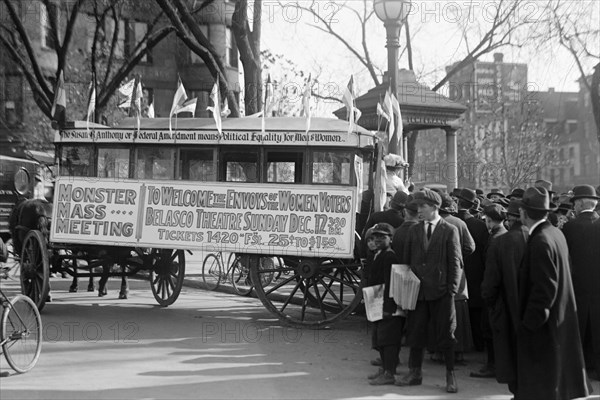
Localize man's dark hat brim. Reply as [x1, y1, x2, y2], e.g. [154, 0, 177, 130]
[457, 194, 476, 205]
[519, 199, 557, 212]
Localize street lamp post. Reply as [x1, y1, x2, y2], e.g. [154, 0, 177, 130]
[374, 0, 409, 156]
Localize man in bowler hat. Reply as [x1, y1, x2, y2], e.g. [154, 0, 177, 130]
[516, 187, 590, 399]
[396, 188, 462, 393]
[561, 184, 600, 381]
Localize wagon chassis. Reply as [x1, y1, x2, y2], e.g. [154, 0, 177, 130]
[17, 228, 186, 311]
[17, 224, 365, 327]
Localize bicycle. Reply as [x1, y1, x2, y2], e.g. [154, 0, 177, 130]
[202, 253, 276, 296]
[0, 265, 42, 374]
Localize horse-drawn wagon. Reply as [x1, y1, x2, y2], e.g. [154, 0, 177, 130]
[11, 117, 381, 327]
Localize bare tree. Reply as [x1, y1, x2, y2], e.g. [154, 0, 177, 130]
[156, 0, 264, 117]
[289, 0, 551, 176]
[537, 0, 600, 147]
[0, 0, 174, 122]
[469, 100, 559, 190]
[231, 0, 262, 115]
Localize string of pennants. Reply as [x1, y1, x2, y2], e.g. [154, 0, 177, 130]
[50, 72, 391, 137]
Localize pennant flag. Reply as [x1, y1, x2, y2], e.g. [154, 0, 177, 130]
[169, 77, 188, 132]
[303, 74, 312, 134]
[51, 71, 66, 126]
[147, 102, 155, 118]
[86, 74, 96, 131]
[134, 79, 143, 131]
[342, 76, 356, 134]
[117, 78, 135, 108]
[262, 74, 272, 134]
[206, 80, 222, 135]
[383, 90, 395, 142]
[377, 102, 389, 120]
[390, 92, 403, 156]
[175, 97, 197, 115]
[221, 98, 231, 118]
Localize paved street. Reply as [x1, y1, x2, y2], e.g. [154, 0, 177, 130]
[0, 253, 598, 399]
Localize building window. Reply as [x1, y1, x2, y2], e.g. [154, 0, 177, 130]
[225, 27, 238, 68]
[3, 75, 23, 126]
[40, 3, 58, 50]
[569, 147, 575, 159]
[567, 121, 578, 135]
[190, 25, 209, 64]
[133, 21, 150, 63]
[559, 148, 564, 161]
[570, 166, 575, 178]
[105, 18, 126, 59]
[545, 120, 558, 135]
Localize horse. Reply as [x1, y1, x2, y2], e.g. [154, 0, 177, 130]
[9, 198, 129, 299]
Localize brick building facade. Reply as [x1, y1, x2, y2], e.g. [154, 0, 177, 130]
[0, 0, 239, 151]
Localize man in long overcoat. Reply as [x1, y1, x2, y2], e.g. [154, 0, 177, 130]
[455, 188, 489, 351]
[561, 184, 600, 380]
[516, 187, 590, 400]
[481, 199, 528, 394]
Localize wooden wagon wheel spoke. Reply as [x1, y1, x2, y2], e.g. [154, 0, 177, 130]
[311, 278, 328, 319]
[19, 231, 49, 311]
[316, 276, 344, 309]
[264, 273, 297, 296]
[300, 279, 310, 322]
[149, 249, 185, 307]
[252, 254, 364, 328]
[278, 279, 303, 314]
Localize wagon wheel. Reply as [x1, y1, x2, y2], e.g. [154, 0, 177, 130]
[148, 249, 185, 307]
[250, 256, 363, 328]
[19, 230, 50, 311]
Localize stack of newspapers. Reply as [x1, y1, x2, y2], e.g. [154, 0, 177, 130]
[390, 264, 420, 310]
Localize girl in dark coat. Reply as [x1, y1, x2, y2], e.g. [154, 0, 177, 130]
[367, 223, 402, 385]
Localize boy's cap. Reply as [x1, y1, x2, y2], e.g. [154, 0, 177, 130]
[370, 223, 394, 236]
[412, 188, 442, 207]
[483, 204, 507, 221]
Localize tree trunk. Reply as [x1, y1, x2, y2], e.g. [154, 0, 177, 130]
[591, 63, 600, 156]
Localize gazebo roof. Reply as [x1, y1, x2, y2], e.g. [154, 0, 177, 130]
[334, 69, 467, 131]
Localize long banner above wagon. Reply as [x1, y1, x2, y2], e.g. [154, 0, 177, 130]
[50, 177, 357, 258]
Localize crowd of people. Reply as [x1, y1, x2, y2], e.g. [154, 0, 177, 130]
[360, 178, 599, 399]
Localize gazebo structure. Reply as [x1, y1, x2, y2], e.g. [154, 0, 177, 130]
[335, 69, 467, 190]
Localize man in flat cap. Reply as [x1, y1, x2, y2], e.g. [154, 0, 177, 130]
[396, 188, 462, 393]
[516, 187, 590, 399]
[480, 199, 528, 395]
[561, 184, 600, 381]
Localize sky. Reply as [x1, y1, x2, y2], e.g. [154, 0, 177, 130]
[257, 0, 599, 116]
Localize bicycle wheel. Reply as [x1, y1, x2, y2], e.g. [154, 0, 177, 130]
[226, 252, 237, 274]
[258, 257, 276, 288]
[1, 294, 42, 373]
[202, 253, 221, 291]
[231, 256, 253, 296]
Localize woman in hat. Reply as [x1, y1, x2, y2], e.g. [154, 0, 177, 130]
[367, 223, 403, 385]
[383, 154, 409, 197]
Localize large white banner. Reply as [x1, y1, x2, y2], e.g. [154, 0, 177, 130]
[50, 178, 357, 258]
